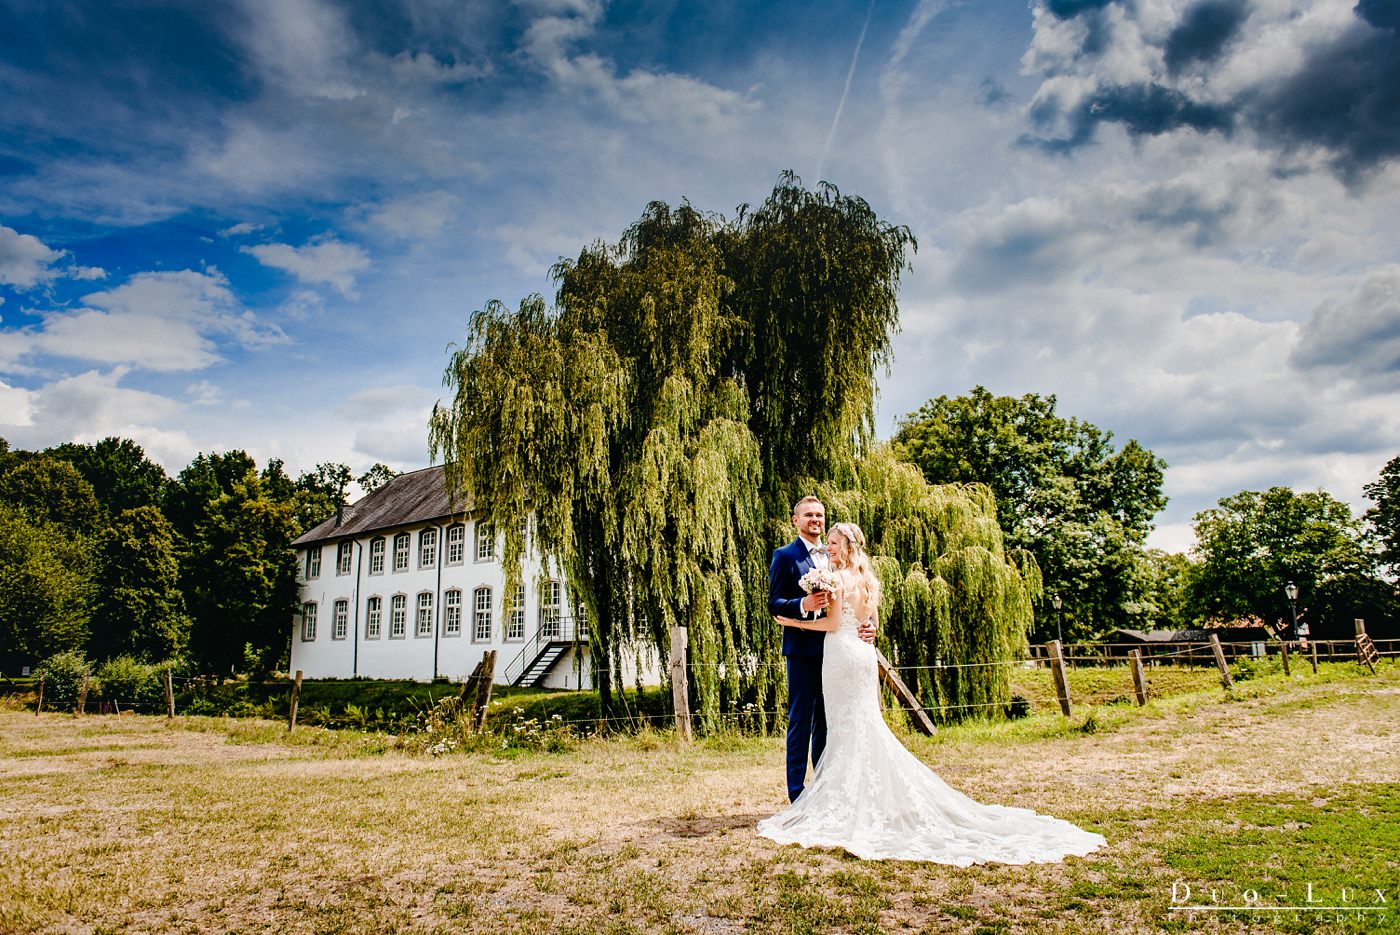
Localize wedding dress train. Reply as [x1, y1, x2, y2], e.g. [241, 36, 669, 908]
[757, 603, 1105, 865]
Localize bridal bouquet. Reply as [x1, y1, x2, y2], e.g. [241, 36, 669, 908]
[799, 567, 840, 595]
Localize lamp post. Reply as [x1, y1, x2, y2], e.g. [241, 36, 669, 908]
[1285, 581, 1302, 641]
[1051, 593, 1063, 646]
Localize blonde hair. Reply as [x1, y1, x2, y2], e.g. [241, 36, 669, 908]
[829, 521, 881, 611]
[791, 495, 824, 517]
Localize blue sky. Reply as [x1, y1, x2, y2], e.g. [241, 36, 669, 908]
[2, 0, 1398, 552]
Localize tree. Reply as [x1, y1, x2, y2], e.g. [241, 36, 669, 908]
[90, 506, 189, 662]
[46, 437, 167, 516]
[1191, 487, 1390, 640]
[1365, 454, 1400, 578]
[357, 463, 398, 495]
[294, 462, 352, 531]
[163, 451, 258, 540]
[0, 456, 102, 533]
[0, 503, 94, 672]
[893, 387, 1167, 639]
[432, 175, 1038, 724]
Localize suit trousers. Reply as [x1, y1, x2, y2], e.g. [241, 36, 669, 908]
[785, 653, 827, 802]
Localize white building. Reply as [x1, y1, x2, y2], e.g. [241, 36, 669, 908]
[290, 466, 645, 688]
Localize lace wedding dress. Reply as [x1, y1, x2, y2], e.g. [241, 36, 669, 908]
[757, 600, 1105, 865]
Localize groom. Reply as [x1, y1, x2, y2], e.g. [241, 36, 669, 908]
[769, 496, 875, 802]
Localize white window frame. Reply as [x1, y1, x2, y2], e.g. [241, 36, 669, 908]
[369, 538, 385, 575]
[446, 524, 465, 565]
[336, 541, 353, 576]
[444, 589, 462, 637]
[305, 546, 321, 580]
[301, 602, 317, 641]
[366, 596, 382, 639]
[416, 592, 434, 638]
[540, 579, 561, 639]
[507, 584, 525, 641]
[389, 594, 407, 639]
[333, 599, 348, 640]
[419, 529, 437, 570]
[392, 533, 410, 572]
[473, 587, 492, 643]
[475, 523, 495, 562]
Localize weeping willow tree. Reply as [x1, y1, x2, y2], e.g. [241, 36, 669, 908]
[821, 446, 1041, 721]
[430, 173, 1031, 726]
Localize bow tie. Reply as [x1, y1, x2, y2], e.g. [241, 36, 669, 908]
[810, 546, 828, 555]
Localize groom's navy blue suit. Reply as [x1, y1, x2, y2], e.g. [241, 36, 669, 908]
[769, 537, 827, 802]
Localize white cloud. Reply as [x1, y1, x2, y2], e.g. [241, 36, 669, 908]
[220, 221, 264, 237]
[234, 0, 362, 101]
[243, 238, 370, 296]
[0, 225, 65, 289]
[0, 269, 289, 373]
[362, 191, 459, 240]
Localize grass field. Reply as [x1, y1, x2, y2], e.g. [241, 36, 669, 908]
[2, 662, 1397, 934]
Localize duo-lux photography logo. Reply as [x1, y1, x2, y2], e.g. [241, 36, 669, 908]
[1168, 880, 1389, 924]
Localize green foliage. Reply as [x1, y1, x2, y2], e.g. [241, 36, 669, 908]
[1364, 453, 1400, 577]
[35, 650, 91, 707]
[0, 456, 102, 533]
[91, 506, 189, 662]
[430, 175, 918, 726]
[45, 437, 167, 516]
[94, 654, 163, 708]
[293, 461, 353, 532]
[0, 503, 94, 670]
[893, 386, 1168, 640]
[1191, 486, 1389, 639]
[357, 463, 398, 495]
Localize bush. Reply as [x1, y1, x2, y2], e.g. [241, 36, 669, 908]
[95, 655, 164, 709]
[1005, 694, 1032, 719]
[36, 651, 91, 708]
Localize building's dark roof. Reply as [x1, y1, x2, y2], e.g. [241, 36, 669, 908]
[293, 465, 472, 546]
[1110, 627, 1270, 643]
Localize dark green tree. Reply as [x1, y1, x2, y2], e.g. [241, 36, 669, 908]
[893, 387, 1167, 639]
[90, 506, 189, 662]
[294, 462, 352, 531]
[1191, 487, 1390, 640]
[46, 437, 167, 516]
[163, 451, 258, 540]
[432, 176, 1038, 724]
[0, 456, 102, 533]
[357, 463, 398, 495]
[0, 503, 94, 671]
[1364, 454, 1400, 578]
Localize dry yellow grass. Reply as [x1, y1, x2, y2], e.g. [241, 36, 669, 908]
[2, 663, 1397, 934]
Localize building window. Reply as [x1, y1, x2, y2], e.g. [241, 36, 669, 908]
[571, 590, 587, 629]
[336, 541, 353, 576]
[369, 538, 385, 575]
[366, 596, 382, 639]
[446, 524, 465, 565]
[416, 592, 433, 637]
[507, 584, 525, 641]
[444, 589, 462, 637]
[333, 599, 348, 640]
[300, 602, 317, 641]
[473, 588, 492, 642]
[393, 533, 410, 572]
[304, 546, 321, 579]
[390, 594, 407, 639]
[541, 579, 561, 639]
[475, 523, 495, 562]
[419, 529, 437, 569]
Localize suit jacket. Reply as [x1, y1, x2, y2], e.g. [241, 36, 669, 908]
[769, 537, 826, 658]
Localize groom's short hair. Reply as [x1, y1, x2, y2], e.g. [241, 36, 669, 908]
[791, 495, 823, 517]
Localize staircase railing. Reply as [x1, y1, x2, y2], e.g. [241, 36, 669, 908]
[504, 615, 584, 684]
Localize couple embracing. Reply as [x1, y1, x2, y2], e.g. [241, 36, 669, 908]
[756, 496, 1105, 866]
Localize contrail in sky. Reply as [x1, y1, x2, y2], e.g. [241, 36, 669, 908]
[815, 0, 877, 183]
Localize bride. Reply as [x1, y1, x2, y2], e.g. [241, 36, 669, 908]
[757, 521, 1105, 865]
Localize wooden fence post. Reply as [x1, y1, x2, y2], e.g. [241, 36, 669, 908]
[875, 649, 937, 735]
[474, 651, 496, 731]
[75, 673, 89, 715]
[1355, 619, 1379, 673]
[35, 674, 44, 715]
[164, 668, 175, 719]
[1130, 649, 1149, 706]
[1279, 638, 1291, 676]
[1048, 640, 1073, 718]
[1209, 634, 1233, 689]
[1310, 640, 1318, 674]
[670, 626, 691, 741]
[288, 669, 303, 731]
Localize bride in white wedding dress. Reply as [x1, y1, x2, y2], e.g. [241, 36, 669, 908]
[757, 522, 1105, 866]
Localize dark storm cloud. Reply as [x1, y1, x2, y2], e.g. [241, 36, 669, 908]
[1164, 0, 1250, 75]
[1025, 0, 1400, 185]
[1291, 271, 1400, 386]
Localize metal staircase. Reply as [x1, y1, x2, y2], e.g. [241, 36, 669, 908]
[506, 616, 585, 687]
